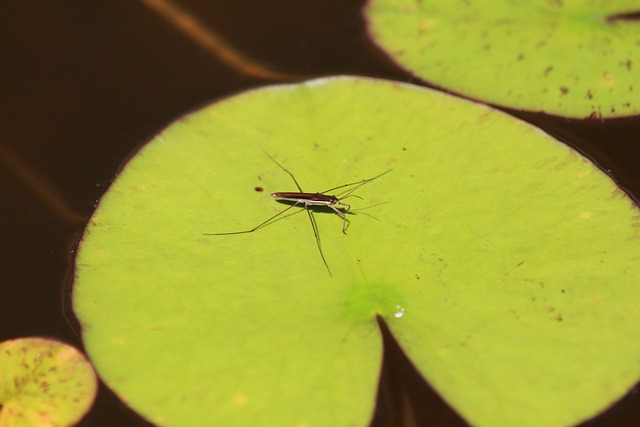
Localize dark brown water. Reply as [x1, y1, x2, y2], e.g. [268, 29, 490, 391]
[1, 1, 638, 426]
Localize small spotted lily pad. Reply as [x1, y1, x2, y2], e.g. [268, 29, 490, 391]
[365, 0, 640, 118]
[73, 77, 640, 426]
[0, 338, 97, 427]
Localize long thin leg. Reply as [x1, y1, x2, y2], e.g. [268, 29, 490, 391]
[337, 201, 351, 212]
[204, 201, 301, 236]
[264, 152, 304, 192]
[304, 204, 332, 277]
[322, 169, 392, 194]
[328, 205, 349, 234]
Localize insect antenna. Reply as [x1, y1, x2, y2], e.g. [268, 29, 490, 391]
[336, 187, 365, 201]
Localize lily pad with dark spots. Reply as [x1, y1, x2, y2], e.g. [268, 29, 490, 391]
[365, 0, 640, 119]
[0, 337, 97, 427]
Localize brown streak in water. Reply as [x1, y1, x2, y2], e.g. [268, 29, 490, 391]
[138, 0, 305, 80]
[0, 144, 85, 225]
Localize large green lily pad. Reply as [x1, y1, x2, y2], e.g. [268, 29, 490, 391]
[73, 76, 640, 426]
[0, 337, 97, 427]
[365, 0, 640, 119]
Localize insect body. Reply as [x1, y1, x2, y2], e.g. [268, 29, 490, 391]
[270, 191, 350, 234]
[205, 154, 391, 276]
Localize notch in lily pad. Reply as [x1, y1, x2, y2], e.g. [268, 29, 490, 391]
[73, 76, 640, 426]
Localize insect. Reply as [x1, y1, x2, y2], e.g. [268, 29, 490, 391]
[204, 153, 391, 276]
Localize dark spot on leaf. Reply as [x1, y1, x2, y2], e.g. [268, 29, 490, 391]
[561, 289, 566, 293]
[611, 187, 626, 198]
[603, 73, 614, 84]
[629, 85, 634, 92]
[559, 87, 569, 95]
[586, 111, 602, 120]
[483, 43, 491, 51]
[607, 11, 640, 22]
[517, 53, 524, 61]
[415, 274, 420, 280]
[402, 147, 407, 151]
[586, 89, 593, 100]
[515, 260, 524, 267]
[555, 314, 563, 322]
[254, 186, 264, 192]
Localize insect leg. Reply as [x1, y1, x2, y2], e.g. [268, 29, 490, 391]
[337, 201, 351, 212]
[304, 203, 332, 277]
[328, 204, 349, 234]
[264, 152, 304, 192]
[321, 169, 392, 194]
[204, 201, 301, 236]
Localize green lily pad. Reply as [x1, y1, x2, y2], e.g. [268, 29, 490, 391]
[0, 337, 97, 427]
[365, 0, 640, 119]
[73, 76, 640, 426]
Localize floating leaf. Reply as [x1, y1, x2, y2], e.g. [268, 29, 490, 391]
[0, 337, 97, 427]
[365, 0, 640, 118]
[73, 76, 640, 426]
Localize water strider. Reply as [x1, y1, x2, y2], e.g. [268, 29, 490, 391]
[204, 153, 391, 276]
